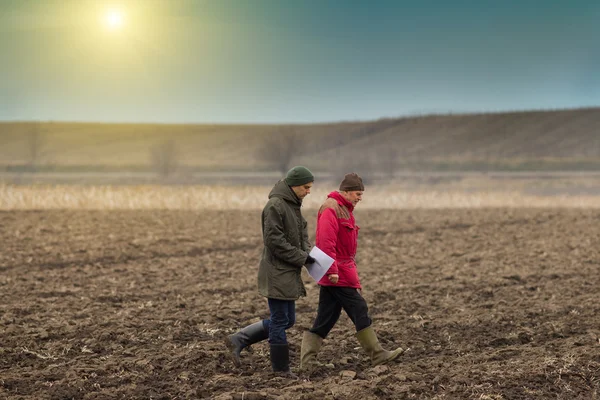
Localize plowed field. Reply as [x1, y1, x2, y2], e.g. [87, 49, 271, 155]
[2, 209, 599, 399]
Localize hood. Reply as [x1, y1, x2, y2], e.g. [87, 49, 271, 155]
[269, 179, 301, 206]
[327, 191, 354, 212]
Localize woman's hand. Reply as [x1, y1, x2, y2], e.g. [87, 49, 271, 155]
[328, 274, 339, 284]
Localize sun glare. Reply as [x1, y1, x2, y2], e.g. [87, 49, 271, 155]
[103, 8, 125, 31]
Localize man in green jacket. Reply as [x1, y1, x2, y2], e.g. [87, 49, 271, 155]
[225, 166, 316, 376]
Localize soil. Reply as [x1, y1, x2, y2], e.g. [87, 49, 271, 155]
[1, 209, 599, 399]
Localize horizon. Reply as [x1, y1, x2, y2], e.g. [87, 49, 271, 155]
[1, 105, 598, 126]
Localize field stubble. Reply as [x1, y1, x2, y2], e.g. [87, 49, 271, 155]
[2, 174, 600, 210]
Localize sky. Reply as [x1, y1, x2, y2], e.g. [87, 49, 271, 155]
[0, 0, 599, 123]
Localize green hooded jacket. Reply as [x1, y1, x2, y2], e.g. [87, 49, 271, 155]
[257, 179, 311, 300]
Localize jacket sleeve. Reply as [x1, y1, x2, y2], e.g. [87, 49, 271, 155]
[302, 217, 312, 253]
[263, 200, 307, 268]
[317, 208, 339, 275]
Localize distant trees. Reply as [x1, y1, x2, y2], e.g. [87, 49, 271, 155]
[258, 127, 302, 175]
[327, 133, 353, 180]
[379, 146, 400, 178]
[151, 139, 178, 180]
[25, 123, 48, 173]
[325, 121, 402, 181]
[8, 123, 50, 184]
[254, 123, 404, 182]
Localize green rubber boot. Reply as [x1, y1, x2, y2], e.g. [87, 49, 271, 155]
[356, 326, 404, 366]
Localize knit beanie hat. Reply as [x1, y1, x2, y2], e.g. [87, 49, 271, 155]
[285, 166, 314, 186]
[339, 173, 364, 191]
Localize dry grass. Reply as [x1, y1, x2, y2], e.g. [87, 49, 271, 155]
[1, 183, 600, 210]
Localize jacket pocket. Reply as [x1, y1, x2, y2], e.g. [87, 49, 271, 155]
[339, 221, 357, 255]
[271, 260, 300, 298]
[340, 221, 355, 230]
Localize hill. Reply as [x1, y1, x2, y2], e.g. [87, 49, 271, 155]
[1, 107, 599, 177]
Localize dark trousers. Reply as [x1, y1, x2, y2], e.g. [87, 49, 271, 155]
[309, 286, 372, 339]
[264, 298, 296, 344]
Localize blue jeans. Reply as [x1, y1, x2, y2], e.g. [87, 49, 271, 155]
[263, 298, 296, 345]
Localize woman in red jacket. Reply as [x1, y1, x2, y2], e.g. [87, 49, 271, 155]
[300, 173, 404, 370]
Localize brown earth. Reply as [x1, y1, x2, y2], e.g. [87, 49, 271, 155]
[1, 208, 599, 399]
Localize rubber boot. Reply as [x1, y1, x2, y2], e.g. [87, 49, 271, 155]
[299, 331, 324, 371]
[269, 343, 298, 378]
[224, 321, 268, 367]
[355, 326, 404, 366]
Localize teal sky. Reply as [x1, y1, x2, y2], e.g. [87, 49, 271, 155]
[1, 0, 599, 123]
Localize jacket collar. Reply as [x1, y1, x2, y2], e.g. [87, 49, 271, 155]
[328, 191, 354, 212]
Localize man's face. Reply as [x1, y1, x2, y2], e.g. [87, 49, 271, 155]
[292, 182, 313, 199]
[343, 190, 363, 206]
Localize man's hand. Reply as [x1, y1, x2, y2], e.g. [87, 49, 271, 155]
[305, 255, 316, 265]
[328, 274, 339, 284]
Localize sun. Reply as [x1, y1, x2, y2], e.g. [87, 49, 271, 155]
[103, 8, 125, 31]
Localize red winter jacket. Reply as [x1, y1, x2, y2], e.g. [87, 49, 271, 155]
[316, 191, 361, 289]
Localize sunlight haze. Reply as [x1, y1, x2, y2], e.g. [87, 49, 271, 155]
[103, 8, 125, 31]
[0, 0, 598, 123]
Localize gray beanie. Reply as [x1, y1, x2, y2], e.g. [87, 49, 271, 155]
[285, 166, 314, 186]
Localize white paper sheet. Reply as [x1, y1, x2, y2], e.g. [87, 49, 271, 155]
[305, 246, 335, 282]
